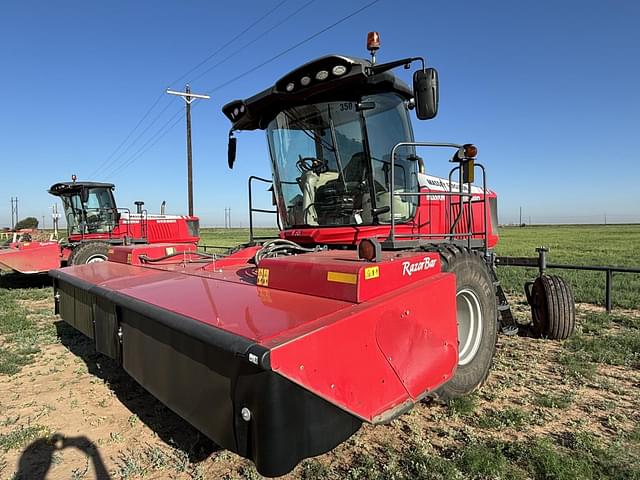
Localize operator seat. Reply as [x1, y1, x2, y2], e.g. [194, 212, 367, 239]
[299, 170, 339, 225]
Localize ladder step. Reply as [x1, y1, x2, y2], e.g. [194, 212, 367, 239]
[498, 304, 511, 311]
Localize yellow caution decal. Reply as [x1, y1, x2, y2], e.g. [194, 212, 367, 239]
[257, 267, 270, 286]
[327, 271, 358, 285]
[364, 266, 380, 280]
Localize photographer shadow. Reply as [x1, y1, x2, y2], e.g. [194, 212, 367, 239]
[14, 434, 109, 480]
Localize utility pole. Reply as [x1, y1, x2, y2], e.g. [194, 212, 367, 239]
[51, 204, 60, 239]
[167, 85, 210, 216]
[224, 208, 232, 228]
[10, 197, 18, 230]
[519, 206, 522, 226]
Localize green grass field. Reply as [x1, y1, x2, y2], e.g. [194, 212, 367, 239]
[197, 227, 278, 249]
[495, 224, 640, 309]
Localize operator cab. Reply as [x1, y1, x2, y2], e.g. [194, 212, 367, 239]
[267, 92, 419, 227]
[48, 181, 118, 236]
[224, 52, 437, 231]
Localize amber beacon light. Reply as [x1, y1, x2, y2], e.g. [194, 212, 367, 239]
[367, 31, 381, 63]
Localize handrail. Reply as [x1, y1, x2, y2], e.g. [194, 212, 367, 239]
[388, 141, 488, 252]
[248, 176, 279, 243]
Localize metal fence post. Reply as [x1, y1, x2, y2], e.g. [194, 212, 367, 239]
[605, 270, 613, 313]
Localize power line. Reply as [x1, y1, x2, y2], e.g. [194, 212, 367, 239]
[92, 1, 290, 180]
[108, 111, 185, 179]
[168, 0, 290, 87]
[89, 90, 166, 179]
[107, 110, 186, 179]
[188, 0, 317, 85]
[103, 0, 381, 178]
[205, 0, 382, 95]
[98, 102, 180, 179]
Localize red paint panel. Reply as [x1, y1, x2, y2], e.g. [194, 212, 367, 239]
[258, 250, 441, 303]
[0, 242, 61, 273]
[108, 243, 197, 265]
[58, 262, 353, 342]
[375, 277, 458, 399]
[68, 215, 200, 245]
[281, 188, 499, 249]
[269, 273, 457, 422]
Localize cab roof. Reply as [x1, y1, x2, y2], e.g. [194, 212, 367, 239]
[222, 55, 413, 131]
[48, 182, 115, 197]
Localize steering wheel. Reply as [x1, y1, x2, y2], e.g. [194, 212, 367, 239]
[296, 155, 328, 175]
[86, 214, 101, 224]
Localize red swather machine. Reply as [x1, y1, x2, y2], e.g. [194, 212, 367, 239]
[51, 35, 575, 476]
[0, 179, 199, 273]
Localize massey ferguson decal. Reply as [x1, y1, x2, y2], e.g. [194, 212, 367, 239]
[417, 173, 489, 195]
[402, 256, 437, 277]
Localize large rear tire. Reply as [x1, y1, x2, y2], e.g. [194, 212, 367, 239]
[69, 242, 109, 265]
[528, 275, 575, 340]
[433, 246, 497, 401]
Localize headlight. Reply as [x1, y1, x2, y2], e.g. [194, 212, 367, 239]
[300, 76, 311, 86]
[332, 65, 347, 76]
[315, 70, 329, 80]
[285, 82, 295, 92]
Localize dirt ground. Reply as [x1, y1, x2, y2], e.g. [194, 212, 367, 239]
[0, 294, 638, 479]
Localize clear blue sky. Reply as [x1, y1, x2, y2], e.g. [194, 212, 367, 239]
[1, 0, 639, 227]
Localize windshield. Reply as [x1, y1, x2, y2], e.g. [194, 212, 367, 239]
[267, 93, 417, 228]
[61, 187, 117, 235]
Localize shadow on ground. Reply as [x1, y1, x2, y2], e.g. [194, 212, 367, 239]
[14, 434, 110, 480]
[54, 321, 218, 463]
[0, 272, 51, 289]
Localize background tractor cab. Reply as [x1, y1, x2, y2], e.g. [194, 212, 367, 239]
[49, 181, 120, 238]
[0, 178, 200, 274]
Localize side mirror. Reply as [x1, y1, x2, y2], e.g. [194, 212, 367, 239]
[228, 133, 237, 169]
[413, 67, 439, 120]
[80, 188, 89, 204]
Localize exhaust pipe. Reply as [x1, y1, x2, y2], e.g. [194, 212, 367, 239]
[134, 201, 144, 215]
[160, 201, 166, 215]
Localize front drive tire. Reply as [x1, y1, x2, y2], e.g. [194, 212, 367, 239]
[433, 246, 497, 401]
[68, 242, 109, 265]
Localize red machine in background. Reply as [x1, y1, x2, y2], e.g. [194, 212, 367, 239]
[0, 179, 199, 273]
[51, 34, 575, 477]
